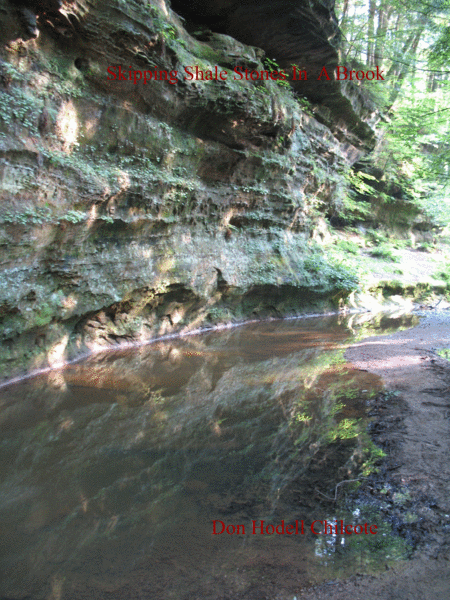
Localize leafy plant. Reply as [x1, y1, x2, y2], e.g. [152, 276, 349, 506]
[334, 239, 360, 255]
[263, 57, 290, 89]
[437, 348, 450, 360]
[60, 210, 86, 224]
[149, 6, 178, 41]
[327, 418, 361, 442]
[303, 252, 360, 294]
[434, 264, 450, 287]
[1, 206, 53, 225]
[369, 244, 400, 262]
[347, 170, 378, 196]
[299, 98, 314, 116]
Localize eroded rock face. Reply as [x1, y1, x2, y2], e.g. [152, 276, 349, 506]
[170, 0, 376, 147]
[0, 0, 369, 382]
[171, 0, 340, 73]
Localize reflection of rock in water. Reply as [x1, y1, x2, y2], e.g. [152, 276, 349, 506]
[0, 316, 403, 600]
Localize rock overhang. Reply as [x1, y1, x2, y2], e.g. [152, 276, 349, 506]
[170, 0, 376, 149]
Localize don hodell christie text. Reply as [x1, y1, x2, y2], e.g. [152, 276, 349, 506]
[213, 519, 378, 536]
[107, 64, 385, 86]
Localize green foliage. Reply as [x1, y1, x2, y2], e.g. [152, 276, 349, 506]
[369, 230, 389, 245]
[327, 418, 361, 441]
[0, 88, 42, 134]
[429, 22, 450, 66]
[437, 347, 450, 360]
[1, 206, 52, 225]
[378, 101, 445, 185]
[347, 170, 378, 196]
[295, 411, 312, 423]
[149, 5, 178, 41]
[334, 239, 360, 255]
[420, 193, 450, 227]
[262, 57, 290, 88]
[0, 206, 114, 226]
[340, 195, 372, 220]
[303, 253, 360, 294]
[433, 264, 450, 287]
[335, 0, 450, 224]
[416, 241, 435, 252]
[295, 95, 314, 116]
[334, 168, 378, 221]
[360, 442, 386, 477]
[98, 215, 114, 224]
[369, 243, 400, 262]
[60, 210, 86, 224]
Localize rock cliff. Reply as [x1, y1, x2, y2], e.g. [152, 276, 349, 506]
[0, 0, 377, 382]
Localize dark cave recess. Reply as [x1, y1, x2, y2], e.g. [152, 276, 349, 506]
[169, 0, 340, 71]
[169, 0, 375, 147]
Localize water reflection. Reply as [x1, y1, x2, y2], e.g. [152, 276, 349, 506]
[0, 313, 417, 599]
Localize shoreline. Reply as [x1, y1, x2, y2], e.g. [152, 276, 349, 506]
[0, 307, 359, 390]
[2, 307, 450, 597]
[297, 309, 450, 599]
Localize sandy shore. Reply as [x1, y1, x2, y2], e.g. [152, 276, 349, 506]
[298, 310, 450, 600]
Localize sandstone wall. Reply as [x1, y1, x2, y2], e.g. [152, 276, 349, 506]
[0, 0, 374, 381]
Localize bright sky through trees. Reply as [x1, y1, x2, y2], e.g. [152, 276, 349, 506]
[335, 0, 450, 221]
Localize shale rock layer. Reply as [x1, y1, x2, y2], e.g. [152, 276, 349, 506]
[0, 0, 373, 381]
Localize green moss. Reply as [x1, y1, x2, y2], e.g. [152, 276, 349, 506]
[185, 37, 228, 66]
[324, 507, 412, 568]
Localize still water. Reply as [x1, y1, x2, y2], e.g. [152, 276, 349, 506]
[0, 313, 417, 599]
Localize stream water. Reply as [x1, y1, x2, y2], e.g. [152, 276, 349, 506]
[0, 313, 418, 600]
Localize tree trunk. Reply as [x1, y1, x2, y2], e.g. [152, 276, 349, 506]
[374, 2, 391, 65]
[367, 0, 376, 66]
[387, 18, 427, 105]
